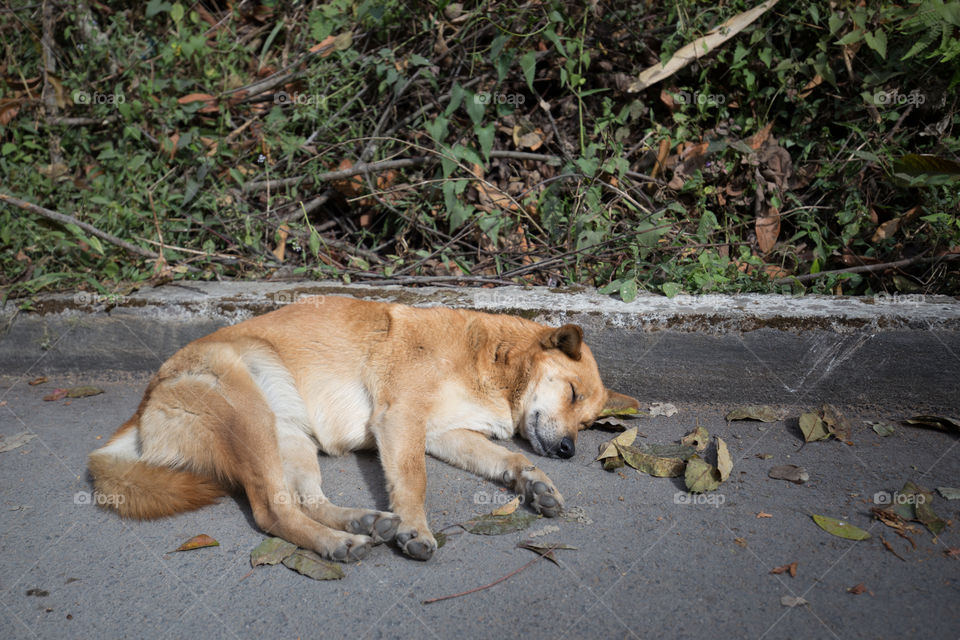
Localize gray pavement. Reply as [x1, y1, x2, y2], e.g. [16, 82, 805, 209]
[1, 284, 959, 639]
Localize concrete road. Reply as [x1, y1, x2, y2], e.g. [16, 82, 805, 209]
[1, 285, 958, 639]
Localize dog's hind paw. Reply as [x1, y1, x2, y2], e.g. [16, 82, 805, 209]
[327, 535, 373, 563]
[396, 528, 437, 561]
[348, 512, 400, 544]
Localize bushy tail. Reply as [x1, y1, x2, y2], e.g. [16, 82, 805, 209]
[88, 426, 225, 520]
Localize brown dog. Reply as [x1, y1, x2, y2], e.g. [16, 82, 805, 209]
[89, 296, 638, 561]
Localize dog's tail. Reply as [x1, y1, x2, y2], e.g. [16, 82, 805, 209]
[88, 422, 225, 520]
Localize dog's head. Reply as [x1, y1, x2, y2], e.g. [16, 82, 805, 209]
[518, 324, 639, 459]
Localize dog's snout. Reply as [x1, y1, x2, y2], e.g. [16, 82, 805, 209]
[557, 436, 575, 459]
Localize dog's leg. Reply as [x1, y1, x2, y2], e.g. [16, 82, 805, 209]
[193, 352, 375, 563]
[277, 427, 399, 543]
[427, 429, 564, 517]
[370, 408, 437, 561]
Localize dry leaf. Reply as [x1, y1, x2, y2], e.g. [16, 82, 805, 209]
[770, 561, 797, 577]
[680, 426, 709, 451]
[629, 0, 780, 91]
[282, 548, 344, 580]
[756, 206, 781, 254]
[871, 218, 900, 243]
[847, 583, 869, 595]
[173, 534, 219, 552]
[716, 437, 733, 481]
[0, 432, 38, 453]
[757, 512, 773, 518]
[768, 464, 809, 484]
[491, 495, 520, 516]
[726, 406, 780, 422]
[28, 377, 48, 386]
[250, 537, 297, 567]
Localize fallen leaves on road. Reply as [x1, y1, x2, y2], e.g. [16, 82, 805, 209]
[770, 562, 797, 577]
[726, 405, 780, 422]
[43, 385, 104, 401]
[597, 406, 642, 419]
[768, 464, 809, 484]
[847, 583, 869, 595]
[464, 509, 538, 535]
[491, 496, 521, 516]
[250, 537, 297, 566]
[757, 512, 773, 518]
[880, 536, 906, 561]
[812, 514, 871, 541]
[799, 404, 852, 442]
[517, 541, 576, 566]
[649, 402, 678, 417]
[780, 595, 808, 607]
[282, 548, 344, 580]
[0, 431, 38, 453]
[898, 481, 946, 536]
[249, 537, 344, 580]
[937, 487, 960, 500]
[902, 415, 960, 433]
[716, 438, 732, 481]
[865, 420, 896, 437]
[27, 377, 48, 386]
[685, 454, 722, 493]
[172, 534, 219, 552]
[681, 426, 709, 451]
[799, 411, 830, 441]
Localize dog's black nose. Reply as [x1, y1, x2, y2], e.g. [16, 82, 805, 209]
[557, 436, 575, 458]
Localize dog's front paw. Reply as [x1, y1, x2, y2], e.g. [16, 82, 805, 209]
[508, 466, 564, 517]
[395, 526, 437, 561]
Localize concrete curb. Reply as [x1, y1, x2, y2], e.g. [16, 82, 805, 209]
[2, 282, 959, 409]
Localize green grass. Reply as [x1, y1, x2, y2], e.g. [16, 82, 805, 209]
[1, 0, 958, 304]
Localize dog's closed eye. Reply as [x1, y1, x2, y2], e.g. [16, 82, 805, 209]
[570, 382, 577, 404]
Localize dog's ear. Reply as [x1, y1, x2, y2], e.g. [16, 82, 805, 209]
[540, 324, 583, 360]
[603, 390, 640, 413]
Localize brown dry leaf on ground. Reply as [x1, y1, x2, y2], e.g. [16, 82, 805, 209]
[680, 426, 709, 451]
[756, 205, 781, 254]
[770, 561, 798, 577]
[847, 583, 869, 595]
[491, 495, 521, 516]
[768, 464, 809, 484]
[726, 405, 780, 422]
[172, 534, 219, 552]
[282, 548, 344, 580]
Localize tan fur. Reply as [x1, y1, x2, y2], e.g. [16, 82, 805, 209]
[88, 296, 637, 562]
